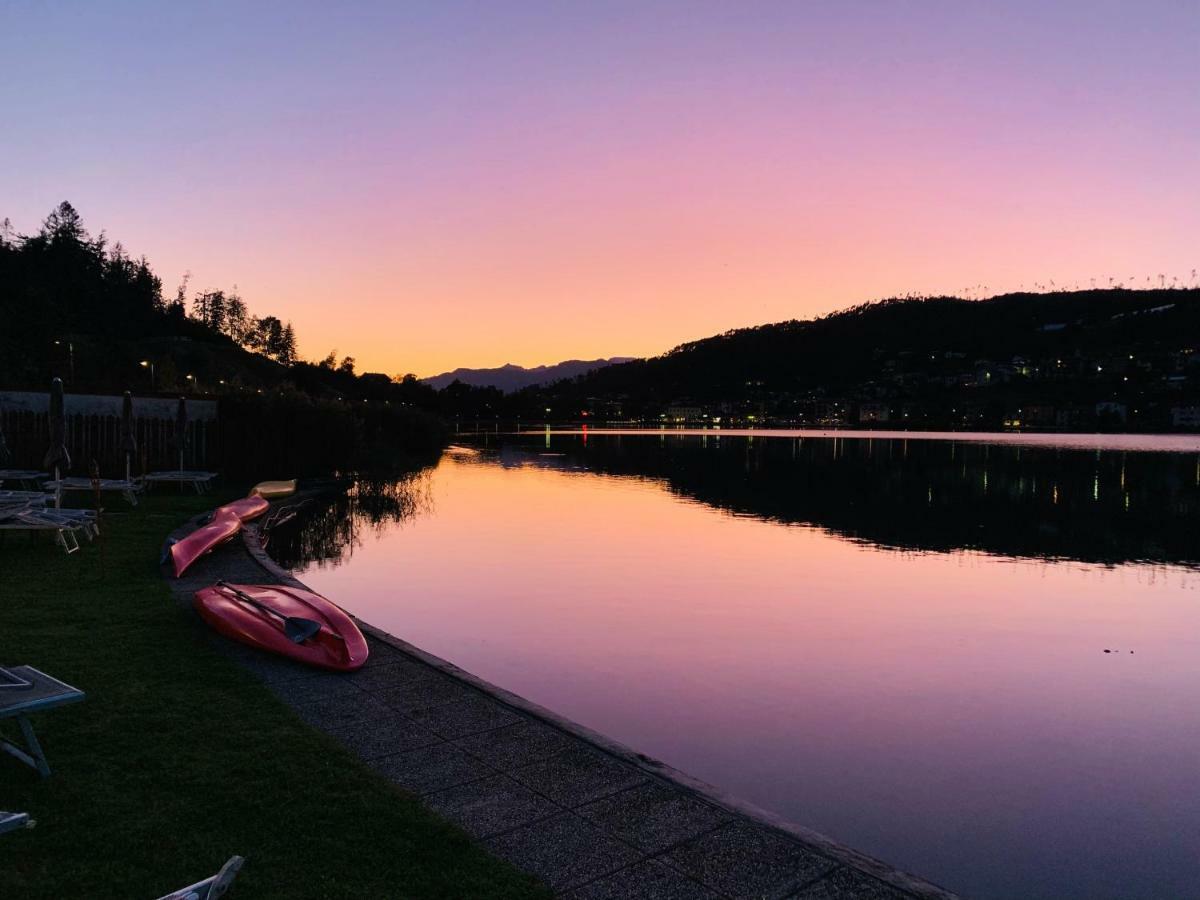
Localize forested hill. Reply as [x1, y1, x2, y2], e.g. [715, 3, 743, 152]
[0, 202, 431, 410]
[538, 288, 1200, 410]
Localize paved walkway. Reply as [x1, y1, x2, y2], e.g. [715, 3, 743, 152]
[165, 504, 959, 900]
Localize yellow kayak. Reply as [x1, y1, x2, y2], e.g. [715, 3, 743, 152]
[249, 479, 297, 499]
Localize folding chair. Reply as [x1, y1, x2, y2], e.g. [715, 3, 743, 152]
[0, 666, 86, 777]
[0, 811, 34, 835]
[156, 856, 245, 900]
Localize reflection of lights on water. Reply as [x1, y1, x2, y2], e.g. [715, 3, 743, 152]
[1125, 493, 1130, 511]
[1093, 475, 1100, 501]
[1053, 485, 1059, 504]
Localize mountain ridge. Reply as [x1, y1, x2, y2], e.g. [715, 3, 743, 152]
[422, 357, 634, 393]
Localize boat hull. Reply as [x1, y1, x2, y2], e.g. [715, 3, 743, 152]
[213, 495, 270, 523]
[193, 583, 368, 671]
[250, 479, 297, 499]
[167, 512, 241, 577]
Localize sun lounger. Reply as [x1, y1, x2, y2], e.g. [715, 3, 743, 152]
[0, 490, 50, 507]
[0, 507, 99, 553]
[0, 471, 50, 490]
[142, 471, 219, 495]
[156, 856, 244, 900]
[0, 811, 34, 835]
[42, 476, 142, 506]
[0, 666, 85, 778]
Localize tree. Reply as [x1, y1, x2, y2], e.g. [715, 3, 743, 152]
[42, 201, 87, 244]
[279, 322, 297, 365]
[319, 350, 338, 370]
[337, 356, 356, 376]
[192, 289, 227, 333]
[226, 291, 249, 344]
[168, 273, 190, 318]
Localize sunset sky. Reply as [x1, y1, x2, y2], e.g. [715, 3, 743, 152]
[2, 2, 1197, 376]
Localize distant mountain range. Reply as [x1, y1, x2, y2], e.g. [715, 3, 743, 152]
[422, 357, 634, 393]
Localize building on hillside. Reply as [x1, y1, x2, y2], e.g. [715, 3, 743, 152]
[858, 402, 890, 423]
[1170, 406, 1200, 429]
[1021, 404, 1057, 428]
[1095, 401, 1128, 425]
[665, 404, 703, 422]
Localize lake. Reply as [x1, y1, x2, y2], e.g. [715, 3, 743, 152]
[269, 430, 1200, 899]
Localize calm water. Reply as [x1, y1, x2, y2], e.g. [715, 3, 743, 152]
[270, 432, 1200, 899]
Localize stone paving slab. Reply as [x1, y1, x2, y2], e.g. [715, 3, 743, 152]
[487, 812, 643, 893]
[408, 692, 524, 739]
[425, 773, 561, 839]
[666, 821, 837, 900]
[790, 867, 917, 900]
[369, 742, 497, 795]
[576, 781, 732, 854]
[509, 745, 648, 809]
[163, 500, 961, 900]
[453, 717, 579, 770]
[564, 860, 722, 900]
[325, 712, 441, 759]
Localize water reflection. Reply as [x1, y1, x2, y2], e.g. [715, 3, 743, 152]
[264, 434, 1200, 900]
[267, 468, 434, 569]
[489, 434, 1200, 566]
[275, 435, 1200, 571]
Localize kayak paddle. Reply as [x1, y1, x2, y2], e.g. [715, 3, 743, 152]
[215, 581, 323, 644]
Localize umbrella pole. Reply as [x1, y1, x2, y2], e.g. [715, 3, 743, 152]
[54, 465, 61, 509]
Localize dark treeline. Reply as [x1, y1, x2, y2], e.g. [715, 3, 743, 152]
[0, 202, 303, 387]
[488, 288, 1200, 431]
[0, 202, 446, 471]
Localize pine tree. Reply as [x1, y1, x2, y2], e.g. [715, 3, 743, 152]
[280, 322, 297, 365]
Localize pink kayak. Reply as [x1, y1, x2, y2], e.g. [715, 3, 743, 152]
[193, 582, 369, 671]
[213, 495, 270, 523]
[165, 511, 241, 578]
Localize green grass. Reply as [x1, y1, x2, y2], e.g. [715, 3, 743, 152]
[0, 494, 550, 900]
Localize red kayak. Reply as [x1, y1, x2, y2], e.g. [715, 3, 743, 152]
[193, 582, 368, 671]
[213, 495, 270, 523]
[165, 511, 241, 577]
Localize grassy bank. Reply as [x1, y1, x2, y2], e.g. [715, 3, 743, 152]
[0, 493, 548, 899]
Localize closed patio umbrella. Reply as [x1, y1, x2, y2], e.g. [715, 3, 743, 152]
[43, 377, 70, 507]
[120, 391, 137, 482]
[173, 396, 190, 473]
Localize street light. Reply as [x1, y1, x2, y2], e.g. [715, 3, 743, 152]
[140, 360, 155, 390]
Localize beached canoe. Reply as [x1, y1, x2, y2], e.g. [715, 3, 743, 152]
[193, 582, 368, 671]
[249, 479, 297, 499]
[164, 511, 241, 578]
[213, 495, 270, 523]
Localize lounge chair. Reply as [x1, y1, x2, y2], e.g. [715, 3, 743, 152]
[0, 811, 34, 835]
[141, 471, 219, 495]
[0, 490, 50, 507]
[0, 470, 50, 490]
[156, 856, 244, 900]
[0, 506, 99, 553]
[42, 476, 142, 506]
[0, 666, 86, 777]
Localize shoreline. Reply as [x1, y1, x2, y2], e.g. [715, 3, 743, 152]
[165, 485, 960, 898]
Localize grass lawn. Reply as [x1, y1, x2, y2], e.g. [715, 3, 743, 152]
[0, 493, 550, 900]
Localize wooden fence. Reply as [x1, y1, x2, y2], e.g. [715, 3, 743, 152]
[0, 407, 216, 476]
